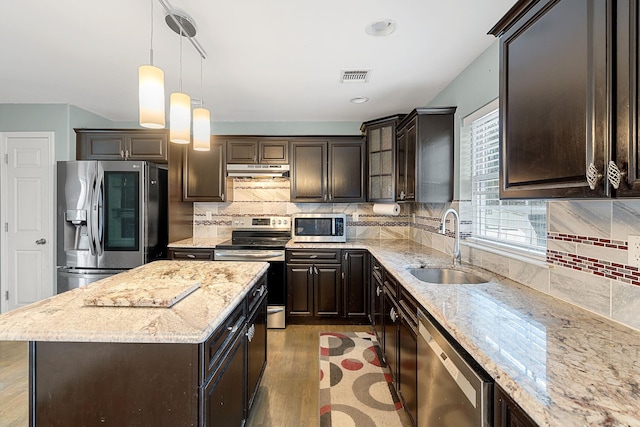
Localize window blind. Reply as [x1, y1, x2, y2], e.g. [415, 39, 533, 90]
[471, 109, 547, 252]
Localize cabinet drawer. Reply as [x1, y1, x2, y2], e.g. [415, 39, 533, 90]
[286, 249, 341, 264]
[399, 287, 418, 328]
[169, 249, 214, 261]
[248, 278, 267, 314]
[383, 271, 399, 299]
[202, 301, 246, 383]
[371, 257, 383, 281]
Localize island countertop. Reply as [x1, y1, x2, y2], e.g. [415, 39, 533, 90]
[287, 239, 640, 427]
[0, 260, 269, 344]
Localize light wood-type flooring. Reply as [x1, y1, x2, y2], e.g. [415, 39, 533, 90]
[0, 325, 381, 427]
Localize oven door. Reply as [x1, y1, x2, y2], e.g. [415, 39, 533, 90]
[214, 249, 286, 329]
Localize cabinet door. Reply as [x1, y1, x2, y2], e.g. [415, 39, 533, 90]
[616, 1, 640, 196]
[77, 133, 126, 160]
[329, 140, 365, 202]
[497, 0, 609, 198]
[367, 124, 396, 202]
[405, 120, 417, 201]
[183, 138, 226, 202]
[290, 142, 328, 202]
[203, 333, 246, 427]
[343, 250, 368, 318]
[396, 126, 407, 201]
[494, 385, 537, 427]
[315, 264, 341, 317]
[383, 290, 399, 381]
[259, 140, 289, 164]
[287, 264, 314, 316]
[399, 307, 418, 425]
[246, 295, 267, 411]
[126, 134, 168, 163]
[227, 140, 258, 164]
[371, 261, 385, 343]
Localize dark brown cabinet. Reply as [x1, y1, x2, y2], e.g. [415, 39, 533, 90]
[371, 257, 385, 343]
[361, 115, 404, 202]
[168, 248, 214, 260]
[226, 139, 289, 164]
[396, 108, 456, 202]
[75, 128, 168, 163]
[342, 250, 368, 319]
[490, 0, 610, 198]
[246, 288, 268, 411]
[286, 249, 342, 319]
[183, 137, 226, 202]
[382, 275, 400, 382]
[494, 385, 538, 427]
[290, 138, 365, 203]
[398, 288, 418, 426]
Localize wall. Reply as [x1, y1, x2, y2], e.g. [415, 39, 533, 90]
[193, 178, 409, 240]
[413, 41, 640, 332]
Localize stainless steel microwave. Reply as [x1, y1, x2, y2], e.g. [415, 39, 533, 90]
[291, 213, 347, 243]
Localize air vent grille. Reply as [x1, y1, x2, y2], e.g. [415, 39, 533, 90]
[340, 69, 371, 83]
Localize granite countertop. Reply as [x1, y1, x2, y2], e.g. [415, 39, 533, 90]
[168, 237, 227, 248]
[0, 260, 269, 344]
[287, 239, 640, 427]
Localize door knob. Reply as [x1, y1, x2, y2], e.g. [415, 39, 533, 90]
[35, 238, 47, 245]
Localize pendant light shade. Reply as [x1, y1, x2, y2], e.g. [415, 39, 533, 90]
[138, 65, 165, 128]
[169, 92, 191, 144]
[192, 107, 211, 151]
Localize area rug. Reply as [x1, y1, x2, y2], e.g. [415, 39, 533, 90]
[319, 331, 405, 427]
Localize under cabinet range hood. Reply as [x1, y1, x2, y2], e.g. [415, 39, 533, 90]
[226, 164, 290, 178]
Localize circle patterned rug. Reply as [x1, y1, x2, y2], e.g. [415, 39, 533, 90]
[319, 331, 407, 426]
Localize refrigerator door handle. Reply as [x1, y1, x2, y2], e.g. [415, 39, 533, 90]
[95, 169, 105, 256]
[87, 171, 98, 257]
[89, 170, 103, 257]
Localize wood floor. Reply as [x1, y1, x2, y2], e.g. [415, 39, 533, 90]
[0, 325, 372, 427]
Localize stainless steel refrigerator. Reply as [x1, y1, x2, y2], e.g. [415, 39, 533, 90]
[56, 160, 167, 293]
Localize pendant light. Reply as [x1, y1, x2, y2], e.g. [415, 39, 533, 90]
[169, 29, 191, 144]
[192, 58, 210, 151]
[139, 0, 165, 129]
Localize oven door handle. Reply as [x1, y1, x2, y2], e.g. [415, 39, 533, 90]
[216, 251, 283, 259]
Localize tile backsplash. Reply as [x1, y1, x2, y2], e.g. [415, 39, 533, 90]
[191, 178, 640, 331]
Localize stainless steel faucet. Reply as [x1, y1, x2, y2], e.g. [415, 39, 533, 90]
[440, 208, 461, 266]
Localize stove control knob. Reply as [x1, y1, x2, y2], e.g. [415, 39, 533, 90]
[277, 220, 282, 225]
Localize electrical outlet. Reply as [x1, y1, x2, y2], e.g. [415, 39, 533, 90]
[353, 211, 359, 221]
[628, 235, 640, 268]
[206, 211, 212, 221]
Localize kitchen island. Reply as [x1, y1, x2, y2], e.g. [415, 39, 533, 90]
[0, 260, 269, 426]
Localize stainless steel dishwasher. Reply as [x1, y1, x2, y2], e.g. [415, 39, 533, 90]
[417, 309, 493, 427]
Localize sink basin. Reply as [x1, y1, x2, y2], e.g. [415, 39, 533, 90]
[409, 268, 488, 284]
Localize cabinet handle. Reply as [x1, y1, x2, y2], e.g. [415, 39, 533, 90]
[310, 255, 318, 259]
[390, 307, 397, 322]
[399, 190, 406, 200]
[125, 149, 130, 160]
[120, 150, 125, 159]
[607, 161, 626, 190]
[308, 266, 313, 274]
[314, 266, 319, 275]
[227, 325, 238, 333]
[186, 254, 196, 259]
[324, 193, 327, 202]
[329, 194, 332, 202]
[373, 265, 380, 271]
[376, 286, 382, 297]
[586, 162, 603, 190]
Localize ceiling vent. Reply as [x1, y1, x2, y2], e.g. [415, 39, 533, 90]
[340, 69, 372, 83]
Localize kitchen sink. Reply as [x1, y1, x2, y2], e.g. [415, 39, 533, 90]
[408, 268, 488, 284]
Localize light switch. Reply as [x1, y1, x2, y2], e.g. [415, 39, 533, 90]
[628, 235, 640, 268]
[206, 211, 212, 221]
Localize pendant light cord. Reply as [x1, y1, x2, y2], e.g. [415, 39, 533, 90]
[149, 0, 154, 65]
[179, 32, 183, 92]
[200, 57, 204, 108]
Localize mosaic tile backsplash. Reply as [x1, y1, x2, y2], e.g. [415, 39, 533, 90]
[191, 178, 640, 331]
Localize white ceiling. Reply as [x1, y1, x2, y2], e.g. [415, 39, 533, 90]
[0, 0, 516, 124]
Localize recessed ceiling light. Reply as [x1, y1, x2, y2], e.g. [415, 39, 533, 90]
[350, 97, 369, 104]
[366, 19, 396, 36]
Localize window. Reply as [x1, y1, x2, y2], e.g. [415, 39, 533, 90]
[470, 107, 546, 254]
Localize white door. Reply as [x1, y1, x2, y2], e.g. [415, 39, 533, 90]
[1, 132, 55, 313]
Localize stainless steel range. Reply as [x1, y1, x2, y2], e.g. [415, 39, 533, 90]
[214, 216, 290, 328]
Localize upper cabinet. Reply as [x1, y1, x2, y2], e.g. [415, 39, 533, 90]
[183, 136, 226, 202]
[226, 138, 289, 164]
[75, 129, 168, 163]
[290, 137, 365, 203]
[490, 0, 615, 198]
[362, 108, 455, 203]
[397, 108, 456, 203]
[361, 115, 404, 202]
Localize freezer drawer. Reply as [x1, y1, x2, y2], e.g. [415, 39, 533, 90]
[57, 268, 126, 294]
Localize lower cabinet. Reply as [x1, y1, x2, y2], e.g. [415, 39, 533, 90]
[246, 292, 268, 410]
[343, 250, 369, 319]
[286, 249, 342, 320]
[382, 274, 400, 382]
[371, 257, 385, 343]
[495, 385, 538, 427]
[398, 288, 418, 426]
[203, 330, 246, 427]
